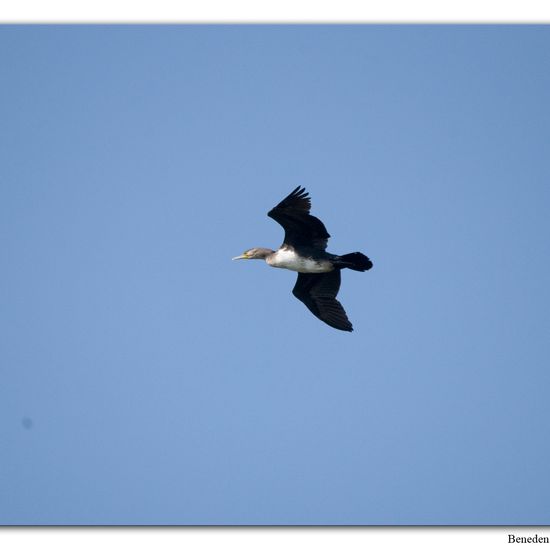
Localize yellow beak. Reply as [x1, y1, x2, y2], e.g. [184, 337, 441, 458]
[232, 254, 248, 260]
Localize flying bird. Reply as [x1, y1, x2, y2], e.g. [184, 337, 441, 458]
[233, 186, 373, 331]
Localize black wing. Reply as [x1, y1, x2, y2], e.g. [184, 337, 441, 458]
[267, 186, 331, 250]
[292, 270, 353, 332]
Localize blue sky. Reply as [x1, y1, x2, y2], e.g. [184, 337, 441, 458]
[1, 25, 549, 525]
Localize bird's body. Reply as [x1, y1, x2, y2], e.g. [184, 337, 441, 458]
[266, 245, 334, 273]
[233, 186, 373, 331]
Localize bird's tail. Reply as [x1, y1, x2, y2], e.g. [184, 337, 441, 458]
[335, 252, 373, 272]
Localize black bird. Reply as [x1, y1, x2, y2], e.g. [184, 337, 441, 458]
[233, 186, 373, 331]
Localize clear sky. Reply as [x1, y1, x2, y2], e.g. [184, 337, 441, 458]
[1, 25, 549, 525]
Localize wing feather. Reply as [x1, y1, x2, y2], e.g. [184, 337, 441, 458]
[292, 271, 353, 332]
[267, 186, 330, 250]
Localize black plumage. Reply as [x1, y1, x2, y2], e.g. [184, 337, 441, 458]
[292, 270, 353, 332]
[268, 186, 331, 250]
[233, 186, 373, 331]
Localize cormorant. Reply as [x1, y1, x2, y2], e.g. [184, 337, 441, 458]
[233, 186, 373, 332]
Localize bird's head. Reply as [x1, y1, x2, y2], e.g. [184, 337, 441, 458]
[232, 247, 273, 260]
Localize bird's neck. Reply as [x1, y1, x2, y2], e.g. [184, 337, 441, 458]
[256, 248, 275, 260]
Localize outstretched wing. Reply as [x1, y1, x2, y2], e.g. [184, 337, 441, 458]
[292, 270, 353, 332]
[267, 186, 331, 250]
